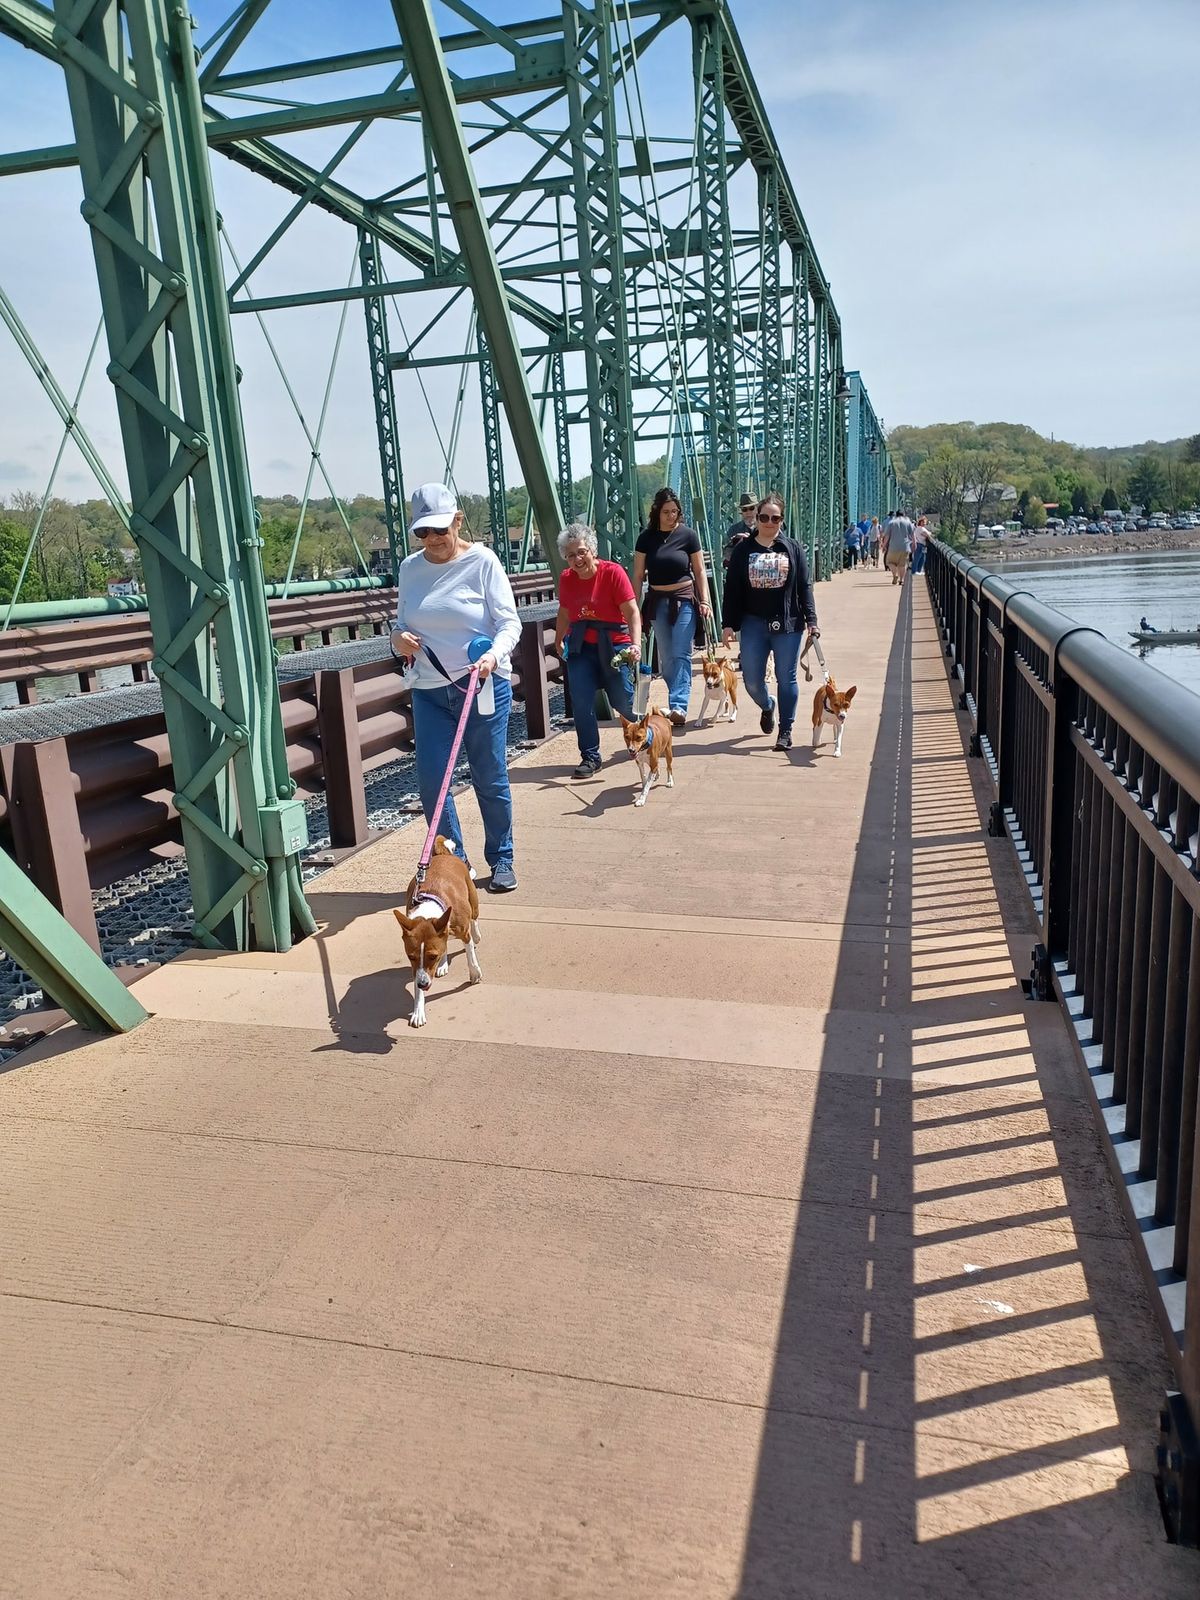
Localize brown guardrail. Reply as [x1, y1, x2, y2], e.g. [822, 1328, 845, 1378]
[0, 611, 564, 953]
[0, 568, 559, 701]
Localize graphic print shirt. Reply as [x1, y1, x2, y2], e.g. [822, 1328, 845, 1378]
[743, 542, 792, 620]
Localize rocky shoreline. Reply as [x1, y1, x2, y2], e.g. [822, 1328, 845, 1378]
[975, 529, 1200, 563]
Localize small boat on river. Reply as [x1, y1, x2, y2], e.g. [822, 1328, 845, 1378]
[1129, 629, 1200, 645]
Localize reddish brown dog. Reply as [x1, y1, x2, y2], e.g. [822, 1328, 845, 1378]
[618, 707, 675, 806]
[699, 656, 738, 724]
[811, 678, 858, 758]
[393, 836, 482, 1028]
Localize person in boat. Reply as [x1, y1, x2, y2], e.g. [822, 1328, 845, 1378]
[1139, 617, 1158, 633]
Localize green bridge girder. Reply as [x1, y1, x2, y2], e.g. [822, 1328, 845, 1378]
[0, 0, 897, 1002]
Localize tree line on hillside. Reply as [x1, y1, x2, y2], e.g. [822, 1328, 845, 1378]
[0, 458, 673, 604]
[890, 422, 1200, 545]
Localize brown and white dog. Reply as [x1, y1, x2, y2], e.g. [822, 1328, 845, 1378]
[699, 656, 738, 724]
[811, 678, 858, 758]
[618, 707, 675, 806]
[394, 836, 482, 1028]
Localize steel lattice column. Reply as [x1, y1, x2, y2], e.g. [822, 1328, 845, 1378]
[358, 226, 407, 577]
[789, 245, 812, 562]
[693, 14, 739, 539]
[758, 163, 786, 495]
[54, 0, 311, 951]
[563, 0, 638, 564]
[550, 346, 575, 523]
[477, 329, 511, 570]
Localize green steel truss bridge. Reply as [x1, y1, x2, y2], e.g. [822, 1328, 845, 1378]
[0, 0, 896, 1011]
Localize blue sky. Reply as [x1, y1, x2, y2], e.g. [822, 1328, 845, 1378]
[0, 0, 1197, 506]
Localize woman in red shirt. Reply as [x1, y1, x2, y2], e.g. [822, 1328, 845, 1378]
[554, 522, 642, 779]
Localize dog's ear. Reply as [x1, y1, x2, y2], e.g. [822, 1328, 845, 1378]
[393, 909, 414, 932]
[433, 908, 452, 934]
[617, 711, 634, 728]
[844, 685, 858, 702]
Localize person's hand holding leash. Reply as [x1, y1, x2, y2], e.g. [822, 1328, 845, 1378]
[393, 629, 422, 659]
[474, 650, 498, 680]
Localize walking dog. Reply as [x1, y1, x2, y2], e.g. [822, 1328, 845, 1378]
[699, 655, 738, 724]
[618, 707, 675, 806]
[394, 836, 482, 1027]
[811, 678, 857, 758]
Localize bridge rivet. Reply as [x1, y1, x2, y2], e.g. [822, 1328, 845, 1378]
[232, 725, 249, 744]
[152, 658, 168, 677]
[189, 434, 208, 453]
[105, 361, 121, 382]
[211, 583, 229, 603]
[278, 782, 293, 799]
[141, 102, 162, 128]
[167, 273, 187, 295]
[79, 199, 97, 222]
[129, 514, 147, 534]
[250, 859, 268, 878]
[192, 920, 206, 940]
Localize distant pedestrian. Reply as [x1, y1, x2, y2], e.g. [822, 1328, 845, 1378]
[724, 492, 757, 569]
[912, 515, 929, 575]
[843, 521, 862, 569]
[868, 516, 882, 567]
[883, 510, 915, 586]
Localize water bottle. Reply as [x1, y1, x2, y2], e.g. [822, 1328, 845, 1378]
[468, 635, 496, 716]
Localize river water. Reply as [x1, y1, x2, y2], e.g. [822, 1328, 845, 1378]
[976, 549, 1200, 701]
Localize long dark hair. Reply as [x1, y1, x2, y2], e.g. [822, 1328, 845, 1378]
[646, 486, 683, 533]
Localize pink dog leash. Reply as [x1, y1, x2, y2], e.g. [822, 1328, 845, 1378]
[412, 634, 494, 888]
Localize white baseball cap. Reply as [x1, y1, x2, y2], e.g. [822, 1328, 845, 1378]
[410, 482, 459, 531]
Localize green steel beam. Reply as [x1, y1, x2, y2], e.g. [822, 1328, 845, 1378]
[391, 0, 564, 575]
[758, 162, 786, 495]
[358, 226, 408, 577]
[54, 0, 312, 953]
[0, 847, 148, 1035]
[692, 13, 739, 543]
[477, 329, 512, 570]
[563, 0, 638, 564]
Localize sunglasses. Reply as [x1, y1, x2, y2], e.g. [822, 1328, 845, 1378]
[413, 525, 453, 540]
[757, 512, 783, 524]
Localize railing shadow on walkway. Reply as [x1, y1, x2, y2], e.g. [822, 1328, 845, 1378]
[735, 581, 1189, 1596]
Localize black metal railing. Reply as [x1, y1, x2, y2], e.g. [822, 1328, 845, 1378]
[927, 539, 1200, 1544]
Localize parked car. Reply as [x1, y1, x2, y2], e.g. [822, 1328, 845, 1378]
[1085, 522, 1102, 534]
[1136, 518, 1150, 530]
[1123, 521, 1139, 532]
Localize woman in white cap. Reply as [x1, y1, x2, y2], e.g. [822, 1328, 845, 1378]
[391, 483, 522, 892]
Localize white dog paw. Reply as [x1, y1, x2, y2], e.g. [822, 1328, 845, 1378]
[435, 959, 450, 978]
[633, 795, 646, 807]
[408, 1013, 426, 1029]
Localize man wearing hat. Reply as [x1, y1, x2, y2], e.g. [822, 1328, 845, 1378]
[723, 492, 757, 569]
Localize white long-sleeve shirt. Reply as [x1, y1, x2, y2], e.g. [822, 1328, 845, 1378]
[392, 542, 521, 690]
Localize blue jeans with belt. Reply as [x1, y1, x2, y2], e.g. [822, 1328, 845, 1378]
[411, 676, 513, 870]
[651, 597, 697, 715]
[738, 615, 803, 730]
[566, 643, 634, 761]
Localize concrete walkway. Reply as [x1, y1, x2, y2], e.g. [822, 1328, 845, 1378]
[2, 572, 1197, 1598]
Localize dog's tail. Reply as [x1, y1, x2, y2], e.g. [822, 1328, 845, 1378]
[648, 704, 666, 719]
[432, 834, 453, 857]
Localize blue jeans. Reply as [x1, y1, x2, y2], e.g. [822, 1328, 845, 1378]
[738, 615, 803, 730]
[651, 597, 696, 715]
[566, 643, 634, 761]
[912, 542, 926, 574]
[411, 677, 513, 870]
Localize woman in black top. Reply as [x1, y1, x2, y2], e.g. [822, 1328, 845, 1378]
[632, 488, 713, 727]
[721, 492, 819, 751]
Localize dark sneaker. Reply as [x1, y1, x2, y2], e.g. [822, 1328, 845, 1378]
[572, 756, 602, 780]
[668, 710, 686, 729]
[486, 863, 518, 894]
[773, 727, 793, 751]
[759, 697, 776, 736]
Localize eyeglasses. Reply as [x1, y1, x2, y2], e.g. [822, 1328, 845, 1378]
[413, 525, 453, 540]
[757, 512, 783, 524]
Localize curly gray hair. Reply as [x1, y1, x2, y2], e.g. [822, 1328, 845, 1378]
[557, 521, 598, 557]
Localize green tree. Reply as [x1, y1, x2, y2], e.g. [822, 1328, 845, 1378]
[1071, 484, 1090, 515]
[1100, 485, 1120, 511]
[1127, 456, 1169, 513]
[1185, 433, 1200, 464]
[1024, 496, 1047, 530]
